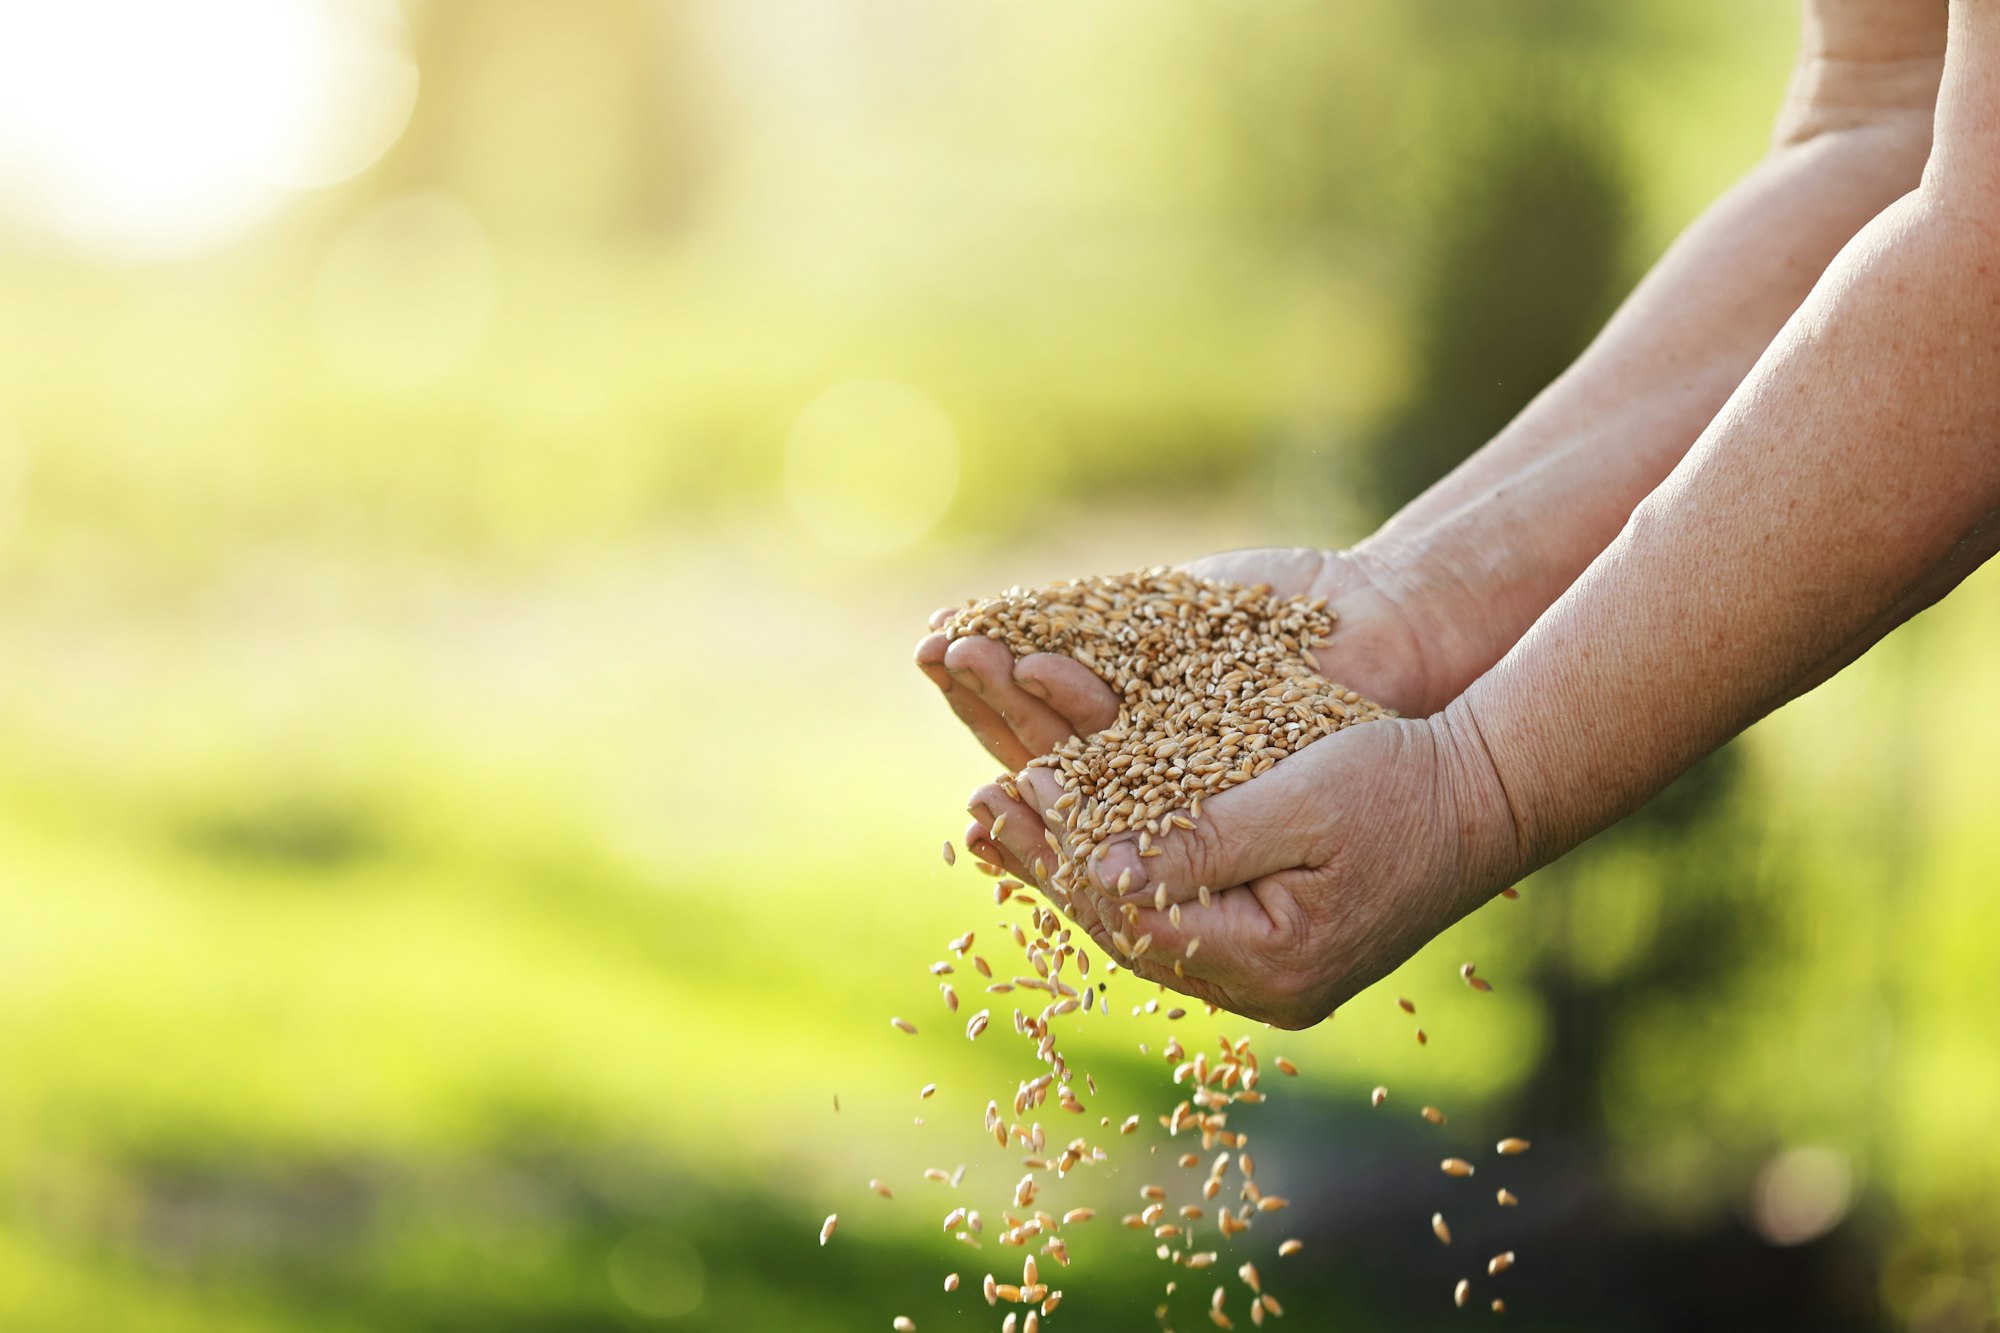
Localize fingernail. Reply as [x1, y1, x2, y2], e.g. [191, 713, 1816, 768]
[950, 668, 984, 697]
[1093, 844, 1141, 898]
[1015, 674, 1051, 701]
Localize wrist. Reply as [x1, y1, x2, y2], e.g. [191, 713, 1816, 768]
[1347, 522, 1545, 713]
[1418, 698, 1536, 902]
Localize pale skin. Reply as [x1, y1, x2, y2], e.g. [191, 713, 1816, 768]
[918, 0, 2000, 1028]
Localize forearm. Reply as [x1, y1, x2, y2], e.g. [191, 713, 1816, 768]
[1357, 54, 1940, 711]
[1453, 177, 2000, 871]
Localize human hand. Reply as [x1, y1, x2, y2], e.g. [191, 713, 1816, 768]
[958, 707, 1518, 1028]
[912, 548, 1435, 771]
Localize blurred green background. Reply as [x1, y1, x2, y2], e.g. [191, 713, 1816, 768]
[0, 1, 1995, 1330]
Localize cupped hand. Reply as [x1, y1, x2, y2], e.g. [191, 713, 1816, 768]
[913, 547, 1436, 771]
[959, 706, 1519, 1029]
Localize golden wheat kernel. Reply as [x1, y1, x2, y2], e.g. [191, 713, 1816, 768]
[1371, 1086, 1388, 1107]
[1416, 1029, 1429, 1045]
[1397, 997, 1415, 1014]
[1277, 1239, 1302, 1257]
[894, 1318, 915, 1331]
[1422, 1105, 1447, 1125]
[1442, 1159, 1475, 1178]
[819, 1215, 838, 1245]
[1454, 1279, 1470, 1308]
[1487, 1251, 1514, 1275]
[1492, 1299, 1507, 1314]
[1496, 1188, 1518, 1207]
[1433, 1212, 1452, 1245]
[1497, 1138, 1531, 1155]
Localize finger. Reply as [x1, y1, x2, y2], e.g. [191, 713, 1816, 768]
[944, 635, 1079, 756]
[1002, 767, 1127, 925]
[917, 633, 1037, 768]
[935, 678, 1035, 772]
[1081, 747, 1328, 910]
[971, 776, 1122, 944]
[914, 631, 951, 671]
[928, 606, 958, 631]
[1009, 766, 1191, 915]
[963, 818, 1037, 888]
[1014, 653, 1121, 736]
[1000, 767, 1188, 984]
[969, 780, 1062, 882]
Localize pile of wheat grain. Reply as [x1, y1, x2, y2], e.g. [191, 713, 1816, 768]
[941, 569, 1388, 954]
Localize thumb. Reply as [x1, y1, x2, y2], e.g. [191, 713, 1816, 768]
[1083, 749, 1327, 910]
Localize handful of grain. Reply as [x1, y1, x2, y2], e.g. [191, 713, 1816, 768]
[833, 568, 1534, 1330]
[938, 567, 1392, 938]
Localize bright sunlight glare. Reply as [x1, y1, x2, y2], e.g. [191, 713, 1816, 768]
[0, 0, 416, 260]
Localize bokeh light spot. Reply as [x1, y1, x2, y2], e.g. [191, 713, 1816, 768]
[314, 191, 495, 390]
[606, 1228, 705, 1320]
[783, 379, 960, 555]
[1749, 1145, 1853, 1247]
[261, 0, 418, 191]
[0, 0, 416, 258]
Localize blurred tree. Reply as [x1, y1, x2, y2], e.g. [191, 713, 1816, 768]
[394, 0, 709, 238]
[1362, 77, 1631, 515]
